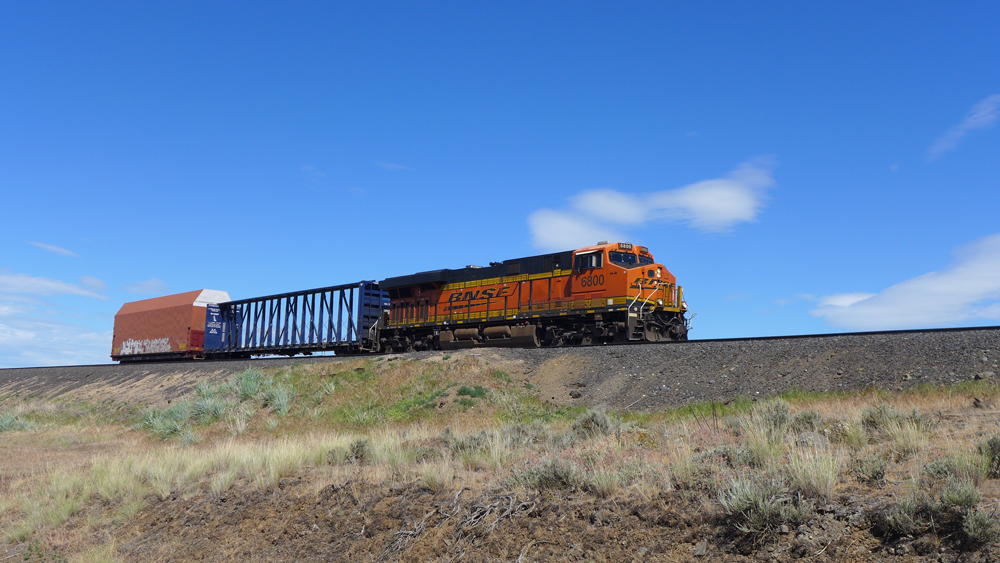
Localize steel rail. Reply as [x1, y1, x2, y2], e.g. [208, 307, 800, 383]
[5, 324, 1000, 371]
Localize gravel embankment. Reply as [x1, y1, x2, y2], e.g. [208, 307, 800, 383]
[0, 356, 341, 404]
[491, 328, 1000, 409]
[2, 328, 998, 410]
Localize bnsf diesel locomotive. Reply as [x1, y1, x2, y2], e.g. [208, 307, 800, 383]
[111, 242, 689, 362]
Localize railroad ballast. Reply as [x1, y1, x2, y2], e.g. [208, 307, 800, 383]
[111, 242, 690, 362]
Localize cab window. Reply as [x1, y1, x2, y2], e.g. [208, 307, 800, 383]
[574, 251, 603, 270]
[638, 256, 654, 265]
[608, 251, 637, 266]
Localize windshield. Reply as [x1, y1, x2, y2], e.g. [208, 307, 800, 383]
[638, 255, 654, 265]
[608, 251, 637, 266]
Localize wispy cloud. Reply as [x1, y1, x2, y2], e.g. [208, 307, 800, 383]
[375, 161, 414, 171]
[0, 271, 106, 299]
[811, 233, 1000, 330]
[0, 315, 112, 367]
[301, 164, 326, 178]
[927, 94, 1000, 161]
[528, 159, 775, 250]
[28, 241, 78, 257]
[78, 276, 107, 292]
[123, 278, 169, 295]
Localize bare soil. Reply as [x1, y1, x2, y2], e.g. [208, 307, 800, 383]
[115, 466, 1000, 562]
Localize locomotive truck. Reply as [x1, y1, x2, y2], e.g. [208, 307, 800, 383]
[111, 242, 689, 362]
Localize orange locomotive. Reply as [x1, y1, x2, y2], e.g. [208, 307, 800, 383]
[378, 242, 688, 351]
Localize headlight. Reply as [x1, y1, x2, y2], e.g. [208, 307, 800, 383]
[657, 298, 664, 306]
[656, 268, 661, 278]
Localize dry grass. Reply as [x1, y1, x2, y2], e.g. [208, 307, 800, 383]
[3, 358, 1000, 559]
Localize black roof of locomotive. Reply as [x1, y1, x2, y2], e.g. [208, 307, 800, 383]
[379, 250, 574, 290]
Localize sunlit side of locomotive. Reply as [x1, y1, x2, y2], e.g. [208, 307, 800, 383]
[378, 241, 689, 351]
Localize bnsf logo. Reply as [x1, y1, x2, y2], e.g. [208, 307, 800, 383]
[447, 286, 515, 302]
[630, 277, 660, 289]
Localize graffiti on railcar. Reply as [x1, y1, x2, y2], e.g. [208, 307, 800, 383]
[120, 337, 171, 355]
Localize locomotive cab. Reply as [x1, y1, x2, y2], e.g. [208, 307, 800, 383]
[570, 242, 689, 341]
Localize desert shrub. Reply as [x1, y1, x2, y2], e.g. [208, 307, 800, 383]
[853, 454, 887, 486]
[791, 409, 824, 433]
[963, 509, 1000, 544]
[702, 445, 740, 469]
[233, 368, 265, 401]
[178, 428, 199, 446]
[738, 439, 784, 469]
[456, 385, 487, 399]
[826, 421, 867, 449]
[192, 396, 229, 424]
[0, 411, 34, 433]
[263, 383, 293, 416]
[343, 402, 386, 426]
[861, 404, 924, 438]
[139, 402, 192, 440]
[739, 400, 790, 466]
[939, 479, 982, 510]
[872, 480, 982, 541]
[445, 429, 491, 453]
[501, 420, 551, 447]
[512, 459, 582, 490]
[924, 453, 987, 486]
[750, 399, 790, 436]
[193, 380, 219, 399]
[873, 489, 934, 537]
[977, 435, 1000, 478]
[348, 438, 369, 464]
[572, 408, 616, 439]
[718, 476, 810, 536]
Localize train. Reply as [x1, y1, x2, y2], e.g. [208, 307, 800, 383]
[111, 241, 689, 362]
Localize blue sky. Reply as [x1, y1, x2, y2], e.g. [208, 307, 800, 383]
[2, 2, 999, 367]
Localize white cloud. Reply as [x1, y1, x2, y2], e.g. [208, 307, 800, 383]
[123, 278, 169, 295]
[816, 293, 876, 308]
[28, 241, 79, 257]
[570, 190, 645, 224]
[0, 272, 106, 299]
[527, 210, 627, 251]
[811, 234, 1000, 330]
[528, 159, 774, 250]
[0, 315, 112, 367]
[927, 94, 1000, 161]
[0, 270, 113, 367]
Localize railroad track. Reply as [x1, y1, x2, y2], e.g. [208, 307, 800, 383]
[4, 325, 1000, 372]
[2, 325, 999, 410]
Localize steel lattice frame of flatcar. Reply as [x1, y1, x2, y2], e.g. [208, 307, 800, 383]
[212, 281, 389, 357]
